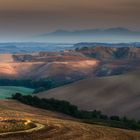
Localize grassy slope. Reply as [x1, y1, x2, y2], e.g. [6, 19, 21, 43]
[0, 100, 140, 140]
[37, 71, 140, 120]
[0, 86, 34, 99]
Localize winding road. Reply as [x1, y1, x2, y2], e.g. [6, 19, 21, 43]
[0, 123, 45, 136]
[0, 100, 140, 140]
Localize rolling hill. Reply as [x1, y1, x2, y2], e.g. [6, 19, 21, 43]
[0, 99, 140, 140]
[0, 60, 99, 81]
[0, 51, 99, 81]
[0, 48, 140, 81]
[76, 46, 140, 60]
[37, 71, 140, 120]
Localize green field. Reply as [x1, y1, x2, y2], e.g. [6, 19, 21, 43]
[0, 86, 34, 99]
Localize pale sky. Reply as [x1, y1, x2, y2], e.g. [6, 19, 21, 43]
[0, 0, 139, 41]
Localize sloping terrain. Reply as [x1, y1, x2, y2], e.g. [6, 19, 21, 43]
[0, 47, 140, 80]
[0, 52, 100, 81]
[13, 51, 87, 62]
[37, 71, 140, 120]
[76, 46, 140, 60]
[0, 50, 140, 81]
[0, 100, 140, 140]
[0, 60, 99, 80]
[0, 47, 140, 83]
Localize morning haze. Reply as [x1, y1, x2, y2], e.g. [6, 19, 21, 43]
[0, 0, 140, 41]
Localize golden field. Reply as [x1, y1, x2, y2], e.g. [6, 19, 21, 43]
[0, 100, 140, 140]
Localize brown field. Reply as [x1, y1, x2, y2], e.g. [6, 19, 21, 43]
[37, 71, 140, 120]
[0, 59, 99, 79]
[0, 52, 99, 81]
[0, 51, 139, 81]
[0, 100, 140, 140]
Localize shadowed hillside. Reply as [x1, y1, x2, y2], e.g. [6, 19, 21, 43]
[76, 46, 140, 60]
[37, 71, 140, 120]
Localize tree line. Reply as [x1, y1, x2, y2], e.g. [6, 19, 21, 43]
[12, 93, 140, 131]
[0, 78, 72, 93]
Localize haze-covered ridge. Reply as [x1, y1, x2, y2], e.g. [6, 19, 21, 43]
[38, 28, 140, 43]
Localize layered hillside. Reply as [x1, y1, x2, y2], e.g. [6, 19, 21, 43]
[0, 51, 99, 81]
[0, 54, 14, 62]
[0, 47, 140, 81]
[37, 71, 140, 120]
[76, 46, 140, 60]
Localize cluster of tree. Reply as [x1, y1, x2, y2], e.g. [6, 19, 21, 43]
[12, 93, 140, 130]
[0, 78, 72, 93]
[12, 93, 78, 116]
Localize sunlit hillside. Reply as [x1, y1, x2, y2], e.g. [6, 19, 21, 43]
[0, 100, 140, 140]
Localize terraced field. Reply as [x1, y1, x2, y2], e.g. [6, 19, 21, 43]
[0, 100, 140, 140]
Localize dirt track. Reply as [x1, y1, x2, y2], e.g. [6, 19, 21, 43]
[0, 100, 140, 140]
[0, 123, 45, 136]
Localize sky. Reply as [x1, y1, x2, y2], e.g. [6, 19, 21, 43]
[0, 0, 140, 41]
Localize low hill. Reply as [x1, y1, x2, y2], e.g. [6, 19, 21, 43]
[0, 59, 99, 81]
[76, 46, 140, 60]
[0, 100, 140, 139]
[0, 48, 140, 81]
[0, 52, 100, 82]
[37, 71, 140, 120]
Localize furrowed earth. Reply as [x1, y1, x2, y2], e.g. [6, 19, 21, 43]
[0, 100, 140, 140]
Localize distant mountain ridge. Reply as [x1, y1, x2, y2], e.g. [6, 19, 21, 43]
[42, 27, 140, 36]
[38, 27, 140, 43]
